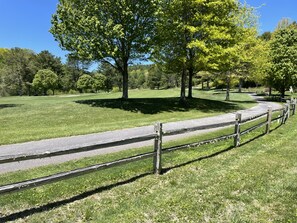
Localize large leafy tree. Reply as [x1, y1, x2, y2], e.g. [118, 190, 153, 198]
[153, 0, 239, 101]
[209, 2, 258, 100]
[1, 48, 36, 96]
[76, 74, 94, 93]
[33, 69, 59, 95]
[51, 0, 157, 99]
[61, 54, 92, 92]
[269, 23, 297, 98]
[34, 50, 63, 76]
[0, 48, 9, 96]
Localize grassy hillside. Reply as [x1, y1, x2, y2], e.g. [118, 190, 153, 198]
[0, 88, 255, 145]
[0, 115, 296, 222]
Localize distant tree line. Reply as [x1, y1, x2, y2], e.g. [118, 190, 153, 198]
[0, 48, 181, 96]
[49, 0, 297, 101]
[1, 0, 297, 101]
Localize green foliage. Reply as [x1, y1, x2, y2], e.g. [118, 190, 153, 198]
[51, 0, 158, 98]
[153, 0, 240, 99]
[269, 24, 297, 97]
[34, 50, 63, 76]
[0, 48, 37, 96]
[32, 69, 59, 95]
[93, 73, 107, 92]
[76, 74, 94, 93]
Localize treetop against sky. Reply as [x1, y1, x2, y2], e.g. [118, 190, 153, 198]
[0, 0, 296, 61]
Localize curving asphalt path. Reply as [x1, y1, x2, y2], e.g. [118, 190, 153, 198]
[0, 94, 283, 174]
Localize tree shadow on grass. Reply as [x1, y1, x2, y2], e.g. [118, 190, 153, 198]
[0, 172, 151, 222]
[75, 97, 241, 114]
[0, 142, 236, 222]
[0, 104, 22, 110]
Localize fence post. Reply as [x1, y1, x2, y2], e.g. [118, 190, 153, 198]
[286, 100, 291, 119]
[266, 106, 272, 134]
[292, 98, 296, 115]
[234, 113, 241, 147]
[153, 122, 163, 175]
[284, 103, 289, 123]
[282, 106, 287, 124]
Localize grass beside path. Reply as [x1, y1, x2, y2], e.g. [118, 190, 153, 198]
[0, 89, 255, 145]
[0, 114, 296, 222]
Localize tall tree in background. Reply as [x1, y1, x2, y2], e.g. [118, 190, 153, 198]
[269, 21, 297, 98]
[1, 48, 36, 96]
[0, 48, 9, 96]
[32, 69, 59, 95]
[153, 0, 239, 101]
[51, 0, 158, 99]
[209, 2, 258, 100]
[34, 50, 63, 75]
[61, 54, 92, 91]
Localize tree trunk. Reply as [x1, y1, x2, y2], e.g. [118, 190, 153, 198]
[238, 78, 243, 93]
[207, 78, 210, 90]
[122, 61, 129, 99]
[269, 86, 272, 96]
[18, 77, 23, 96]
[180, 65, 186, 102]
[225, 74, 230, 101]
[187, 67, 194, 99]
[281, 86, 285, 99]
[201, 81, 204, 90]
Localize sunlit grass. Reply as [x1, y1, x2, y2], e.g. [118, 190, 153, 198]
[0, 112, 296, 222]
[0, 88, 256, 145]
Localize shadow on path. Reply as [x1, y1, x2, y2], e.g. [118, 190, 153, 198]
[75, 97, 240, 114]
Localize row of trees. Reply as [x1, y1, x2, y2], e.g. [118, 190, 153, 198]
[0, 47, 179, 96]
[1, 1, 296, 99]
[50, 0, 297, 101]
[50, 0, 257, 101]
[0, 49, 64, 96]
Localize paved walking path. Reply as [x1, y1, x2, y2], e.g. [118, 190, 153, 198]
[0, 95, 282, 174]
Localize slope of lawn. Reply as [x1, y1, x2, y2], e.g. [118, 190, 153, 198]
[0, 88, 256, 145]
[0, 115, 296, 222]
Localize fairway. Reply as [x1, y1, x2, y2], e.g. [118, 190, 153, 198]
[0, 107, 296, 222]
[0, 89, 256, 145]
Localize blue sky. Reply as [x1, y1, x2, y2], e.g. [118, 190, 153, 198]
[0, 0, 297, 62]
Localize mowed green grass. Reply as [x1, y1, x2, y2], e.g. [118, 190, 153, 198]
[0, 88, 255, 145]
[0, 111, 296, 222]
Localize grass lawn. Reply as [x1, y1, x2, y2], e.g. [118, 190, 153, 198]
[0, 114, 296, 222]
[0, 88, 256, 145]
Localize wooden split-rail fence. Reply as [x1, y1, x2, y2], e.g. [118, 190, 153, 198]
[0, 99, 296, 195]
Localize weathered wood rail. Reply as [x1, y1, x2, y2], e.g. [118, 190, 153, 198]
[0, 99, 296, 196]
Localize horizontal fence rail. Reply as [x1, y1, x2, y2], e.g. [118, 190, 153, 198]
[0, 99, 296, 197]
[0, 134, 156, 164]
[241, 112, 268, 124]
[0, 151, 155, 195]
[163, 133, 236, 154]
[241, 120, 268, 136]
[163, 121, 235, 136]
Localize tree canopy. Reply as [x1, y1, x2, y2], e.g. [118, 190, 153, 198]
[152, 0, 240, 101]
[33, 69, 59, 95]
[269, 23, 297, 98]
[51, 0, 158, 99]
